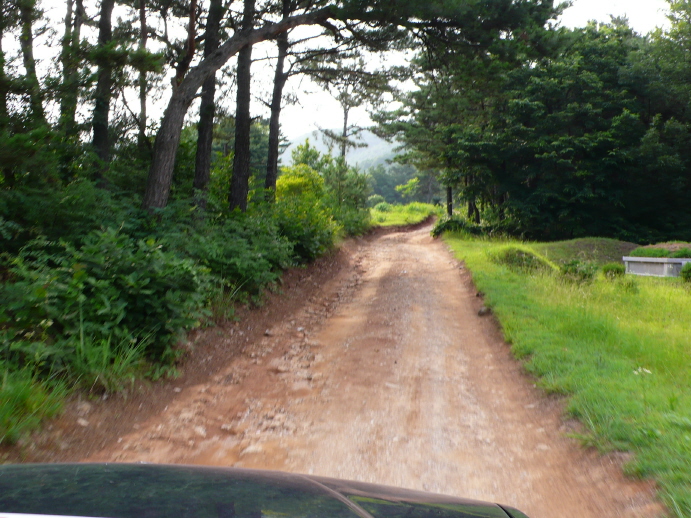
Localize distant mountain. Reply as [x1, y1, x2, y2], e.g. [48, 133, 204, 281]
[281, 129, 400, 170]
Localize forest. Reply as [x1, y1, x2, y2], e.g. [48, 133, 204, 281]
[1, 0, 690, 440]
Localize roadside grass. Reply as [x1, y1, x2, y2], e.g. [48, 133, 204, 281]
[370, 203, 442, 227]
[444, 234, 691, 516]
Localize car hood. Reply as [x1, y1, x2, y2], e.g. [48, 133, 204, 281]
[0, 463, 528, 518]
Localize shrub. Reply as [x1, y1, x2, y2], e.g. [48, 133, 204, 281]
[367, 195, 385, 208]
[681, 263, 691, 283]
[162, 214, 293, 295]
[490, 246, 556, 273]
[0, 228, 214, 369]
[560, 260, 598, 283]
[432, 215, 483, 238]
[602, 262, 626, 280]
[273, 195, 339, 263]
[276, 164, 325, 198]
[373, 202, 392, 213]
[333, 207, 371, 236]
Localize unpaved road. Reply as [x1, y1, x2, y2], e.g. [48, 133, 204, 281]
[76, 224, 663, 517]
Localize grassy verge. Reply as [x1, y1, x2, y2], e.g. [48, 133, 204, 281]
[370, 202, 443, 227]
[444, 234, 691, 516]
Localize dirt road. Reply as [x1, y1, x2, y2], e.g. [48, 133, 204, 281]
[84, 224, 664, 517]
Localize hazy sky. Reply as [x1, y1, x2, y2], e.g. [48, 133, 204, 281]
[281, 0, 673, 141]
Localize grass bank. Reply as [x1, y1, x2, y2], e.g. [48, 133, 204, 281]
[370, 202, 442, 227]
[444, 234, 691, 517]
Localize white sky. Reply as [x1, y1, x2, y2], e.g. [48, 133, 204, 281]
[280, 0, 673, 141]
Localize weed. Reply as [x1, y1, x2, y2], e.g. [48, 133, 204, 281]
[602, 262, 626, 280]
[560, 260, 598, 283]
[489, 246, 556, 273]
[681, 263, 691, 283]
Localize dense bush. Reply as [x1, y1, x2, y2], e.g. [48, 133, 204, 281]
[559, 260, 598, 283]
[602, 262, 626, 280]
[431, 215, 484, 238]
[162, 214, 293, 295]
[373, 202, 392, 212]
[681, 263, 691, 283]
[367, 194, 386, 208]
[0, 228, 214, 372]
[490, 246, 556, 273]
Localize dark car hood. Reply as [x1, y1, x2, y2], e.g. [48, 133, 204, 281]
[0, 463, 527, 518]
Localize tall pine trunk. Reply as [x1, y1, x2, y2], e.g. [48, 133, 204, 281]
[0, 15, 8, 123]
[228, 0, 256, 212]
[60, 0, 83, 136]
[138, 0, 148, 149]
[264, 0, 291, 199]
[92, 0, 115, 166]
[18, 0, 45, 125]
[142, 9, 331, 211]
[193, 0, 224, 205]
[446, 186, 453, 217]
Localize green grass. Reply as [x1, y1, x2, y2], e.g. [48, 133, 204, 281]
[532, 237, 638, 265]
[370, 202, 443, 227]
[444, 234, 691, 516]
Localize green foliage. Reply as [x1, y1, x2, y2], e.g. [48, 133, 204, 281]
[489, 246, 556, 273]
[162, 214, 293, 295]
[681, 263, 691, 283]
[602, 262, 626, 280]
[374, 202, 392, 212]
[0, 367, 64, 444]
[276, 164, 325, 198]
[272, 183, 339, 263]
[431, 215, 483, 238]
[71, 334, 148, 394]
[367, 194, 385, 208]
[0, 228, 214, 369]
[559, 260, 598, 284]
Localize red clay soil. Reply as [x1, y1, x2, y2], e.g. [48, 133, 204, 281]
[5, 223, 667, 518]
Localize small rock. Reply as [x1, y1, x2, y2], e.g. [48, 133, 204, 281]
[478, 306, 491, 316]
[264, 330, 273, 336]
[193, 425, 207, 438]
[476, 291, 484, 298]
[76, 401, 92, 416]
[76, 418, 89, 427]
[173, 387, 182, 393]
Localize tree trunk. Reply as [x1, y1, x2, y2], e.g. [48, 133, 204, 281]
[228, 0, 256, 212]
[340, 105, 349, 158]
[92, 0, 115, 166]
[446, 186, 453, 217]
[60, 0, 83, 135]
[174, 0, 197, 86]
[142, 9, 332, 211]
[0, 17, 8, 123]
[59, 0, 73, 130]
[193, 0, 224, 205]
[264, 6, 290, 199]
[18, 0, 45, 125]
[138, 0, 148, 149]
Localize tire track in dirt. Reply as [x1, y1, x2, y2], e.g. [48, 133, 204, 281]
[86, 224, 666, 518]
